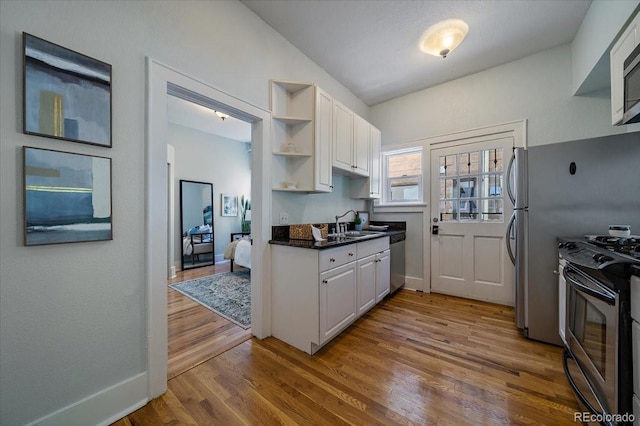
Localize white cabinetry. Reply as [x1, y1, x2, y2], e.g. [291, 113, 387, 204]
[350, 124, 381, 199]
[610, 12, 639, 125]
[271, 80, 332, 192]
[320, 262, 357, 344]
[271, 237, 390, 354]
[332, 100, 354, 173]
[352, 114, 370, 176]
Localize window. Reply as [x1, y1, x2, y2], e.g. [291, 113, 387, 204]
[438, 147, 504, 222]
[381, 147, 423, 204]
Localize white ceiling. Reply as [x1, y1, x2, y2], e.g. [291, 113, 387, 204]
[167, 95, 252, 142]
[241, 0, 592, 106]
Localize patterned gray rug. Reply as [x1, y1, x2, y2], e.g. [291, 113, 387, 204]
[169, 269, 251, 329]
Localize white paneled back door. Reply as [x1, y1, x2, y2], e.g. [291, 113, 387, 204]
[430, 136, 514, 305]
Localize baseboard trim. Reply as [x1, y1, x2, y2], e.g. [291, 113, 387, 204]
[404, 276, 428, 293]
[215, 254, 230, 264]
[25, 372, 148, 426]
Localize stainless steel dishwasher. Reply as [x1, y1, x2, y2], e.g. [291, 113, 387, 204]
[389, 232, 406, 294]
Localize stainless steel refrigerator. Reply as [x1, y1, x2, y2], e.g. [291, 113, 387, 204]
[505, 147, 528, 333]
[506, 133, 640, 346]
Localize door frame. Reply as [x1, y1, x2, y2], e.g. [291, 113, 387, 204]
[424, 120, 527, 293]
[146, 58, 272, 398]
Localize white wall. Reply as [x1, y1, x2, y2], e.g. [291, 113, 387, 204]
[170, 123, 251, 265]
[0, 1, 368, 425]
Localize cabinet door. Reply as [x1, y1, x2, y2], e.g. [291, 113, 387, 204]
[357, 255, 377, 316]
[319, 262, 357, 344]
[315, 87, 333, 192]
[375, 250, 391, 302]
[333, 100, 354, 172]
[353, 114, 370, 177]
[369, 125, 381, 198]
[611, 13, 639, 125]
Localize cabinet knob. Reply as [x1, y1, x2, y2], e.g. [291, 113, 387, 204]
[330, 185, 334, 188]
[330, 258, 336, 262]
[348, 253, 354, 257]
[322, 279, 328, 284]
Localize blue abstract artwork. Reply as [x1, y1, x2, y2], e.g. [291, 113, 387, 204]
[23, 33, 111, 147]
[24, 147, 112, 245]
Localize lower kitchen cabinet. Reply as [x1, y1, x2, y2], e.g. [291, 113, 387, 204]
[271, 237, 390, 354]
[320, 262, 357, 344]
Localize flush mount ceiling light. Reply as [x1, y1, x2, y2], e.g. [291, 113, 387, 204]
[215, 110, 230, 121]
[419, 19, 469, 58]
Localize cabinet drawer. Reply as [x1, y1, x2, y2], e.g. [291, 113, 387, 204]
[319, 245, 357, 272]
[358, 237, 389, 258]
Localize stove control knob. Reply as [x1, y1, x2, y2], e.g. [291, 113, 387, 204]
[565, 242, 577, 250]
[558, 242, 565, 249]
[599, 255, 614, 263]
[593, 253, 603, 262]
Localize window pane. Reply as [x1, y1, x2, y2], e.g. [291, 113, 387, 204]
[439, 200, 458, 222]
[391, 185, 419, 201]
[439, 154, 457, 176]
[459, 177, 477, 199]
[480, 199, 503, 222]
[480, 173, 503, 197]
[458, 151, 479, 175]
[389, 151, 421, 178]
[484, 148, 503, 172]
[440, 178, 457, 199]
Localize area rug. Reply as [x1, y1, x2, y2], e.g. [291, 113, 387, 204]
[169, 269, 251, 329]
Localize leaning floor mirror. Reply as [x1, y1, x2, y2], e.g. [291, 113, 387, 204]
[180, 180, 214, 270]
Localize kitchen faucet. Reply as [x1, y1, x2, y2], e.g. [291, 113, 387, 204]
[335, 209, 356, 235]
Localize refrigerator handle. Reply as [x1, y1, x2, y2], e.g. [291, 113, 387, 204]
[506, 151, 516, 205]
[505, 212, 516, 265]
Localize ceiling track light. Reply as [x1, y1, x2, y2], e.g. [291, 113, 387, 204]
[215, 110, 230, 121]
[419, 19, 469, 58]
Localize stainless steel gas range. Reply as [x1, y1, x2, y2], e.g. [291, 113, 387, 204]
[558, 236, 639, 425]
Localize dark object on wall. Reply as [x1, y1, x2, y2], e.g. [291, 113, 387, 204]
[23, 146, 112, 246]
[23, 32, 112, 147]
[569, 162, 576, 175]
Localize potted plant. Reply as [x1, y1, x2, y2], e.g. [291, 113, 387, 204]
[354, 212, 363, 231]
[240, 195, 251, 233]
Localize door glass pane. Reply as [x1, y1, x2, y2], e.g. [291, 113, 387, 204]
[480, 199, 503, 221]
[439, 155, 457, 176]
[459, 177, 477, 199]
[483, 148, 503, 172]
[460, 199, 478, 221]
[439, 200, 458, 222]
[440, 178, 457, 199]
[481, 173, 503, 197]
[458, 151, 479, 175]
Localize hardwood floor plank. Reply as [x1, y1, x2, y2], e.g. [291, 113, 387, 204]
[118, 290, 579, 425]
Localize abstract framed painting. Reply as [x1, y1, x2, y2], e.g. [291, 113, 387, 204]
[23, 146, 112, 246]
[221, 194, 238, 217]
[23, 32, 112, 147]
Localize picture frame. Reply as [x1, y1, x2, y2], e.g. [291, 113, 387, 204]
[221, 194, 238, 217]
[357, 211, 369, 229]
[23, 32, 112, 147]
[23, 146, 112, 246]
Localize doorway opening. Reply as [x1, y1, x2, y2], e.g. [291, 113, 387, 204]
[146, 59, 271, 397]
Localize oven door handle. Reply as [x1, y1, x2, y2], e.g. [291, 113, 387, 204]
[563, 267, 615, 306]
[562, 349, 614, 426]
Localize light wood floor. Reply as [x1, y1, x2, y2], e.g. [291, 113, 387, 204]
[168, 263, 252, 379]
[116, 290, 578, 425]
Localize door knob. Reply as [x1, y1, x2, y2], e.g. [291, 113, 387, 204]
[433, 217, 439, 223]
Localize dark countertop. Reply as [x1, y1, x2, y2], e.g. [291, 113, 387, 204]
[269, 230, 404, 250]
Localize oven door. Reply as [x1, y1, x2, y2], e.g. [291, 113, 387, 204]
[564, 264, 619, 418]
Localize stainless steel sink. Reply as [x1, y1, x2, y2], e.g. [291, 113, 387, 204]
[342, 230, 385, 239]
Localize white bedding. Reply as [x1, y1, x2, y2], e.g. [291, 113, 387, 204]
[233, 239, 251, 269]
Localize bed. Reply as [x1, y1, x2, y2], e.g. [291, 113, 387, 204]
[182, 225, 214, 265]
[224, 238, 251, 271]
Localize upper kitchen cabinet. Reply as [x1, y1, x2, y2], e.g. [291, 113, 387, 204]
[611, 11, 639, 125]
[271, 80, 332, 193]
[353, 113, 370, 176]
[332, 99, 355, 173]
[350, 124, 381, 199]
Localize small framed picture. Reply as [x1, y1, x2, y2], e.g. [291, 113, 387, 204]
[357, 211, 369, 229]
[23, 146, 112, 245]
[23, 32, 112, 147]
[221, 194, 238, 217]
